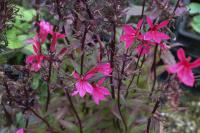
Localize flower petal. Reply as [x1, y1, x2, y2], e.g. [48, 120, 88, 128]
[71, 90, 79, 96]
[75, 81, 93, 97]
[157, 20, 169, 29]
[146, 17, 153, 28]
[120, 35, 135, 49]
[177, 48, 186, 61]
[26, 55, 35, 64]
[190, 59, 200, 68]
[177, 67, 194, 87]
[83, 82, 93, 94]
[75, 81, 86, 97]
[166, 63, 183, 73]
[72, 71, 80, 79]
[98, 86, 111, 96]
[143, 31, 153, 41]
[122, 25, 135, 35]
[137, 19, 143, 30]
[97, 78, 105, 85]
[154, 32, 170, 43]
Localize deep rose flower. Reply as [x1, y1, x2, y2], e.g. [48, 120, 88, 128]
[26, 55, 45, 72]
[38, 20, 53, 43]
[72, 71, 94, 97]
[26, 35, 45, 72]
[72, 63, 112, 100]
[50, 32, 65, 52]
[120, 19, 143, 49]
[144, 17, 170, 43]
[166, 48, 200, 86]
[92, 78, 110, 105]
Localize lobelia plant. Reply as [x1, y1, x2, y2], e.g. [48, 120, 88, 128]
[2, 0, 200, 133]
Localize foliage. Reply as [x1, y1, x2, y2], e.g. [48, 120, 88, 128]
[1, 0, 199, 133]
[188, 2, 200, 34]
[0, 0, 18, 48]
[6, 5, 36, 54]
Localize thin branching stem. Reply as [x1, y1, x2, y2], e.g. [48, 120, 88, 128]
[125, 47, 144, 98]
[45, 55, 52, 112]
[149, 45, 158, 97]
[146, 100, 160, 133]
[117, 51, 128, 133]
[136, 55, 146, 85]
[80, 26, 88, 75]
[80, 26, 88, 113]
[110, 22, 116, 99]
[64, 88, 83, 133]
[140, 0, 146, 19]
[29, 107, 51, 128]
[173, 0, 181, 14]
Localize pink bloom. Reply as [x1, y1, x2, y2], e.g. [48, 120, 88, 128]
[166, 48, 200, 87]
[38, 20, 53, 43]
[144, 17, 170, 43]
[16, 128, 24, 133]
[92, 78, 110, 105]
[135, 41, 152, 56]
[72, 63, 112, 98]
[26, 55, 45, 72]
[90, 63, 112, 76]
[50, 32, 65, 52]
[120, 19, 143, 49]
[72, 71, 94, 97]
[26, 36, 46, 72]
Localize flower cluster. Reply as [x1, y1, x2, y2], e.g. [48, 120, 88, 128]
[72, 63, 112, 105]
[120, 17, 200, 87]
[26, 20, 65, 72]
[120, 17, 169, 55]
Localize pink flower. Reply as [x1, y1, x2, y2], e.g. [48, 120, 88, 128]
[166, 48, 200, 87]
[26, 35, 45, 72]
[72, 63, 112, 98]
[90, 63, 112, 76]
[92, 78, 110, 105]
[38, 20, 53, 43]
[120, 19, 143, 49]
[50, 32, 65, 52]
[135, 41, 152, 56]
[72, 71, 94, 97]
[16, 128, 24, 133]
[144, 17, 170, 43]
[26, 55, 45, 72]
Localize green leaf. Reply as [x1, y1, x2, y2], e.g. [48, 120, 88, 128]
[0, 48, 23, 64]
[6, 6, 35, 54]
[16, 6, 36, 21]
[16, 112, 25, 127]
[188, 3, 200, 14]
[38, 82, 48, 105]
[191, 15, 200, 34]
[31, 73, 41, 89]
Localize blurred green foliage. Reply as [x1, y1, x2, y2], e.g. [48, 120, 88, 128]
[6, 5, 36, 54]
[188, 2, 200, 34]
